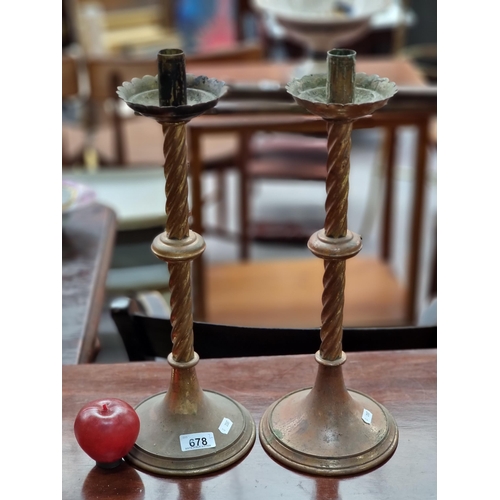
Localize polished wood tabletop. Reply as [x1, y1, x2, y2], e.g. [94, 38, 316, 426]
[187, 56, 428, 89]
[62, 203, 117, 364]
[187, 56, 432, 120]
[62, 349, 436, 499]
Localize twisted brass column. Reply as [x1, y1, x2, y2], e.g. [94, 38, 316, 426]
[163, 123, 190, 241]
[320, 120, 352, 361]
[260, 48, 399, 476]
[161, 122, 194, 363]
[117, 48, 255, 476]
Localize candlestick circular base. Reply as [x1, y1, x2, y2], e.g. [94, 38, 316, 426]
[259, 383, 398, 476]
[126, 390, 256, 476]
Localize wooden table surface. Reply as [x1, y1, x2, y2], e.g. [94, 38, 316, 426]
[187, 56, 428, 89]
[187, 56, 433, 119]
[62, 349, 436, 499]
[62, 203, 117, 364]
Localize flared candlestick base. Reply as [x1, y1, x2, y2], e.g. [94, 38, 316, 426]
[126, 354, 256, 476]
[259, 353, 398, 476]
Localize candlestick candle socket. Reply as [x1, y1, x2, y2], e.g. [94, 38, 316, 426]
[326, 48, 356, 104]
[157, 48, 187, 107]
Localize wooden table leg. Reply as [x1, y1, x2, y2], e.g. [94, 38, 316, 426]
[238, 130, 252, 261]
[407, 117, 430, 323]
[381, 124, 398, 262]
[111, 72, 126, 165]
[187, 126, 206, 321]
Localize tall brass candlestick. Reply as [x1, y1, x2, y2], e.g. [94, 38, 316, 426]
[117, 49, 255, 476]
[259, 49, 399, 476]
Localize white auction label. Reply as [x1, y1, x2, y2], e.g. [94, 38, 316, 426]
[179, 432, 216, 452]
[218, 417, 233, 435]
[362, 409, 373, 424]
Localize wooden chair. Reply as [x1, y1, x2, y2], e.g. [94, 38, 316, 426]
[192, 125, 330, 244]
[110, 296, 436, 361]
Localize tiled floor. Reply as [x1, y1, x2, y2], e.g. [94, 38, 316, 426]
[94, 126, 437, 363]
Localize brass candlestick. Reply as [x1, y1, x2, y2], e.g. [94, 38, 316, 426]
[259, 49, 399, 476]
[117, 49, 255, 476]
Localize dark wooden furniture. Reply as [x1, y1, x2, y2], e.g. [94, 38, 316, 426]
[110, 296, 436, 361]
[62, 54, 79, 100]
[62, 203, 117, 364]
[62, 349, 437, 499]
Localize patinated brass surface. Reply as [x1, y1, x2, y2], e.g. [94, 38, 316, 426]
[117, 49, 255, 476]
[326, 48, 356, 104]
[128, 354, 256, 476]
[286, 71, 397, 121]
[259, 49, 399, 475]
[259, 355, 398, 475]
[157, 48, 187, 106]
[117, 72, 227, 123]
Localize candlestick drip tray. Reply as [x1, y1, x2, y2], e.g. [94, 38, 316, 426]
[286, 73, 397, 120]
[117, 74, 227, 122]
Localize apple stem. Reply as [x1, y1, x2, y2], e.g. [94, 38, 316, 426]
[102, 404, 108, 412]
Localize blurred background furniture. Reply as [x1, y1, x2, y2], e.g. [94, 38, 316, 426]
[62, 53, 91, 167]
[184, 58, 436, 327]
[62, 167, 171, 297]
[62, 0, 437, 360]
[62, 43, 264, 302]
[63, 45, 263, 169]
[64, 0, 179, 57]
[63, 47, 174, 300]
[63, 0, 265, 168]
[62, 55, 80, 162]
[110, 295, 436, 361]
[62, 202, 116, 364]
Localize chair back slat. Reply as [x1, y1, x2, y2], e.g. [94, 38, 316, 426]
[111, 297, 437, 361]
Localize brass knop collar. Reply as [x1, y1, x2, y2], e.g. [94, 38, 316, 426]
[308, 229, 362, 260]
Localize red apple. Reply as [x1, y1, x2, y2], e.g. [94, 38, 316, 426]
[74, 398, 140, 468]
